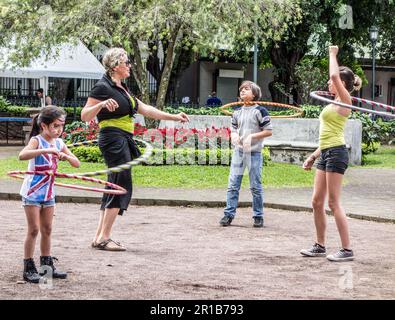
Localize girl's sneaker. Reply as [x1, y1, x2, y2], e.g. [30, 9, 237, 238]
[327, 248, 354, 262]
[300, 243, 326, 257]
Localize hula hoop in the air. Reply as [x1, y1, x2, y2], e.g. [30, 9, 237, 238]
[310, 91, 395, 119]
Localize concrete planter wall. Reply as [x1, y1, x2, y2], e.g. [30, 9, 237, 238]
[157, 115, 362, 165]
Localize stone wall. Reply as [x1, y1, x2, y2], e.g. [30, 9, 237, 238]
[158, 115, 362, 165]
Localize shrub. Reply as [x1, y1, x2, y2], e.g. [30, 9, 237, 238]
[70, 146, 104, 163]
[295, 58, 328, 105]
[164, 105, 306, 117]
[0, 96, 30, 116]
[63, 106, 82, 118]
[0, 96, 11, 110]
[164, 106, 222, 116]
[350, 112, 385, 152]
[301, 105, 322, 118]
[70, 144, 271, 166]
[361, 141, 381, 164]
[361, 141, 381, 155]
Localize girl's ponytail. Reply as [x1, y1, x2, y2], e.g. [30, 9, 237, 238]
[29, 114, 41, 139]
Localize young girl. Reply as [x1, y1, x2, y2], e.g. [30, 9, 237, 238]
[300, 46, 362, 262]
[19, 106, 80, 283]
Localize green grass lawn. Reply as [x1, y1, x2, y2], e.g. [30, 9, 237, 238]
[362, 146, 395, 168]
[0, 157, 315, 189]
[2, 145, 392, 189]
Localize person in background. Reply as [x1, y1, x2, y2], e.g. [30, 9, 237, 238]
[35, 88, 52, 107]
[206, 91, 222, 106]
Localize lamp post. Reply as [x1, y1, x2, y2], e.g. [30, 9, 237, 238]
[253, 38, 258, 83]
[369, 26, 379, 100]
[253, 19, 258, 83]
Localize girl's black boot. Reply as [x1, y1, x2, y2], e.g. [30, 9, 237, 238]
[23, 258, 41, 283]
[40, 256, 67, 279]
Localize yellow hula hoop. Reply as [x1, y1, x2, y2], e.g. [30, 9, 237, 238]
[219, 101, 304, 118]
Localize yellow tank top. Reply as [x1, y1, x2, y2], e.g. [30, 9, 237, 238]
[99, 115, 134, 133]
[319, 104, 348, 150]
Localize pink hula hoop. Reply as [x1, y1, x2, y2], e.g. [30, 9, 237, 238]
[7, 171, 127, 195]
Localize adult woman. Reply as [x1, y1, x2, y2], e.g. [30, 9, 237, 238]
[81, 48, 189, 251]
[300, 45, 362, 262]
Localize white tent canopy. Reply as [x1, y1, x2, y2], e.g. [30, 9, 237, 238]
[0, 41, 105, 103]
[0, 40, 105, 80]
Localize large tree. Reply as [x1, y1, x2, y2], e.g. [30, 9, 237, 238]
[0, 0, 301, 109]
[265, 0, 395, 104]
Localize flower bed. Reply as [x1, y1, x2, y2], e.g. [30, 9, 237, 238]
[65, 121, 270, 165]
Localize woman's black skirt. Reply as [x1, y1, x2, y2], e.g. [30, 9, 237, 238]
[98, 127, 141, 215]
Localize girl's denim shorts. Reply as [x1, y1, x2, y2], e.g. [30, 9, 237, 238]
[22, 197, 55, 208]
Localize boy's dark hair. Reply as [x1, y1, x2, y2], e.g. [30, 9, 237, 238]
[30, 106, 67, 139]
[36, 88, 44, 94]
[339, 66, 362, 93]
[239, 81, 262, 100]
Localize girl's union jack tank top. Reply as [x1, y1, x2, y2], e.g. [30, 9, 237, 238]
[20, 135, 65, 202]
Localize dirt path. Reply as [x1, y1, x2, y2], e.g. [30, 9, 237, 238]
[0, 201, 394, 299]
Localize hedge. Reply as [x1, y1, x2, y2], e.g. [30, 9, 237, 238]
[71, 146, 271, 166]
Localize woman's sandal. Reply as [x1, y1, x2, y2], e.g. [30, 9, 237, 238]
[95, 238, 126, 251]
[91, 241, 99, 249]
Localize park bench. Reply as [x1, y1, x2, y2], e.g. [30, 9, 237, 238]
[0, 117, 32, 145]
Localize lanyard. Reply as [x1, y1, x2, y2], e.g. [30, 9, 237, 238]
[116, 84, 136, 114]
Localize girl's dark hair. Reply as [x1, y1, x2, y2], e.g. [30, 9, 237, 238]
[30, 106, 67, 139]
[239, 80, 262, 100]
[339, 66, 362, 93]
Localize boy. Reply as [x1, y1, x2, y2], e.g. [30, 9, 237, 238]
[220, 81, 272, 227]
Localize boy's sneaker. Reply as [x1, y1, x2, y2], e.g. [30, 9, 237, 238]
[219, 215, 233, 226]
[327, 248, 354, 262]
[300, 243, 326, 257]
[253, 216, 264, 228]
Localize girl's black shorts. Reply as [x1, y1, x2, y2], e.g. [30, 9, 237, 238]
[316, 145, 349, 175]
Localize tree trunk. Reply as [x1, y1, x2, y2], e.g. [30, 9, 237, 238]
[130, 38, 150, 104]
[269, 43, 305, 104]
[146, 40, 162, 95]
[53, 78, 71, 103]
[155, 24, 182, 110]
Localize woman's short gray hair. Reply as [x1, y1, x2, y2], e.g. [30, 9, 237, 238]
[102, 48, 128, 76]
